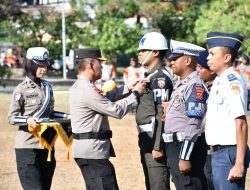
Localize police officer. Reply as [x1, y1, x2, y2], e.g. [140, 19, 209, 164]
[196, 50, 216, 190]
[8, 47, 69, 190]
[70, 48, 145, 190]
[163, 40, 208, 190]
[205, 32, 250, 190]
[136, 32, 173, 190]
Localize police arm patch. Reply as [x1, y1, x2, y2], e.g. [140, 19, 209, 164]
[195, 86, 205, 101]
[185, 84, 207, 118]
[157, 78, 166, 89]
[230, 82, 240, 94]
[14, 92, 22, 101]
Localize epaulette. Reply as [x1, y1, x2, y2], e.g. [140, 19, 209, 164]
[227, 74, 237, 82]
[20, 80, 27, 86]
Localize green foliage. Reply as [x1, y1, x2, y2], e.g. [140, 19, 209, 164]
[14, 12, 63, 60]
[98, 0, 140, 17]
[73, 0, 144, 57]
[0, 20, 18, 42]
[194, 0, 250, 53]
[1, 0, 250, 65]
[80, 16, 142, 57]
[0, 65, 12, 80]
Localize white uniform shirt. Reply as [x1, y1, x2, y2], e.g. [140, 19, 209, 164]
[123, 66, 140, 85]
[205, 67, 248, 145]
[101, 63, 113, 81]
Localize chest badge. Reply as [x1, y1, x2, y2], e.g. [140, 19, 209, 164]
[157, 78, 166, 89]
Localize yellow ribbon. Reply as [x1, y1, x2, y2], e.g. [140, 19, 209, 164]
[28, 122, 73, 161]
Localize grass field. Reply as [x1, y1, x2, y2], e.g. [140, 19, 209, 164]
[0, 92, 250, 190]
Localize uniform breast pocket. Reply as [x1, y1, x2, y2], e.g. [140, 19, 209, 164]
[212, 96, 224, 105]
[173, 96, 184, 110]
[25, 98, 42, 109]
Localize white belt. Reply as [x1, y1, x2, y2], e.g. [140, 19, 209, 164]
[138, 118, 155, 136]
[138, 123, 153, 133]
[162, 132, 184, 143]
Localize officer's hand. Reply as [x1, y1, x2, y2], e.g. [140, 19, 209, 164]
[179, 160, 192, 174]
[134, 80, 146, 94]
[227, 163, 244, 181]
[152, 150, 164, 160]
[161, 101, 169, 122]
[27, 117, 40, 129]
[161, 112, 166, 122]
[66, 114, 71, 120]
[127, 79, 140, 91]
[162, 101, 169, 110]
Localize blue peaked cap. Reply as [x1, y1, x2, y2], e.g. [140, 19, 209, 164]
[197, 50, 210, 70]
[207, 32, 243, 52]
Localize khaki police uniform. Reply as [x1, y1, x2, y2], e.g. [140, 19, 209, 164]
[8, 77, 54, 148]
[8, 47, 68, 190]
[136, 63, 173, 190]
[164, 71, 208, 190]
[70, 75, 137, 190]
[8, 76, 67, 190]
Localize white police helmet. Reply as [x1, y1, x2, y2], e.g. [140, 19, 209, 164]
[138, 32, 168, 50]
[26, 47, 49, 66]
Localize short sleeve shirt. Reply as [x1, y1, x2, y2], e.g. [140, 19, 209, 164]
[205, 67, 248, 145]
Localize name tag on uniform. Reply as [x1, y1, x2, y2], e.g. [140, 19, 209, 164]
[26, 94, 39, 99]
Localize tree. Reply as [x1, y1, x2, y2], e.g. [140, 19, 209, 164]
[74, 0, 144, 57]
[0, 0, 23, 20]
[194, 0, 250, 53]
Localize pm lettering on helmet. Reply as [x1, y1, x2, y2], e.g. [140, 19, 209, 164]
[153, 89, 170, 103]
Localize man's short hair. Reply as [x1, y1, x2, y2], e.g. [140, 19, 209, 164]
[221, 47, 237, 63]
[77, 58, 95, 71]
[157, 50, 167, 60]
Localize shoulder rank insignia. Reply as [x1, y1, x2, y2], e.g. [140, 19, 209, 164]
[227, 74, 237, 81]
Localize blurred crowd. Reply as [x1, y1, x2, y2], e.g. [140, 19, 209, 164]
[98, 54, 250, 88]
[0, 47, 23, 69]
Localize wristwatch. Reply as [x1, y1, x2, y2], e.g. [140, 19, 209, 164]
[132, 90, 140, 98]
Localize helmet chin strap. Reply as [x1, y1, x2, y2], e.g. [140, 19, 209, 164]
[141, 50, 153, 66]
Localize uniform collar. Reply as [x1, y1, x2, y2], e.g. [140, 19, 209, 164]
[25, 76, 40, 88]
[181, 71, 197, 84]
[77, 75, 94, 84]
[174, 71, 197, 89]
[206, 81, 214, 92]
[217, 67, 234, 82]
[148, 63, 162, 74]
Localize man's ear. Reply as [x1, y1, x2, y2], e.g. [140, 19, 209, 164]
[185, 56, 192, 66]
[224, 53, 232, 63]
[90, 62, 94, 69]
[153, 50, 160, 57]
